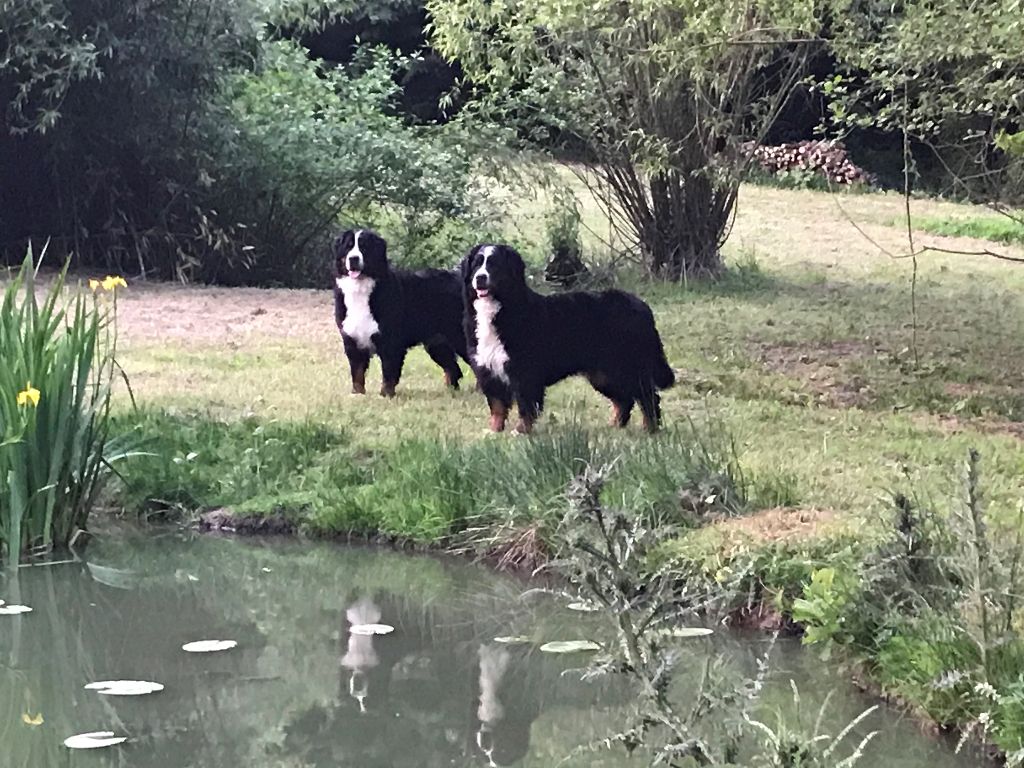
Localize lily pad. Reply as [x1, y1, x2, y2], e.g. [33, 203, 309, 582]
[493, 636, 532, 645]
[539, 640, 601, 654]
[64, 731, 128, 750]
[662, 627, 714, 638]
[87, 563, 138, 590]
[349, 623, 394, 636]
[566, 601, 600, 612]
[85, 680, 164, 696]
[0, 604, 32, 615]
[182, 640, 237, 653]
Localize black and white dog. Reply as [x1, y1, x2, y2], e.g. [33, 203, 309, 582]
[460, 244, 675, 433]
[333, 229, 469, 397]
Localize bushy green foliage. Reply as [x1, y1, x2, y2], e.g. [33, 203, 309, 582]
[1, 0, 500, 285]
[203, 41, 497, 282]
[791, 567, 861, 652]
[0, 252, 130, 562]
[873, 612, 980, 725]
[828, 0, 1024, 204]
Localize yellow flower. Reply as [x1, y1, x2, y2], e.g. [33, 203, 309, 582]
[89, 278, 101, 291]
[16, 383, 40, 408]
[101, 275, 128, 291]
[21, 712, 44, 726]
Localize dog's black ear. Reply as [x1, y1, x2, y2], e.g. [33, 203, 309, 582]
[502, 245, 528, 300]
[366, 230, 387, 263]
[506, 245, 526, 284]
[333, 230, 354, 275]
[460, 245, 480, 285]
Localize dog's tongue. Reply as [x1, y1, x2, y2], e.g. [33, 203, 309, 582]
[476, 288, 490, 298]
[349, 270, 362, 279]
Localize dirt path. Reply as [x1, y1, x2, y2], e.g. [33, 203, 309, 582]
[113, 282, 336, 345]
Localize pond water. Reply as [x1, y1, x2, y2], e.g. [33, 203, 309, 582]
[1, 530, 980, 767]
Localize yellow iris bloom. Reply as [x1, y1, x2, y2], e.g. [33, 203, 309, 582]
[101, 275, 128, 291]
[89, 275, 127, 291]
[22, 712, 44, 726]
[16, 383, 40, 408]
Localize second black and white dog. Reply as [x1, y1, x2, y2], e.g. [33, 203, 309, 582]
[333, 229, 469, 397]
[461, 243, 675, 433]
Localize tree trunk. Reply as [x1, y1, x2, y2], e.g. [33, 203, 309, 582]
[641, 171, 728, 280]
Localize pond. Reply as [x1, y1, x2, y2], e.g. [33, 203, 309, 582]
[1, 530, 980, 767]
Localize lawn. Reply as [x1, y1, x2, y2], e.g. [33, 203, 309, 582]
[110, 176, 1024, 530]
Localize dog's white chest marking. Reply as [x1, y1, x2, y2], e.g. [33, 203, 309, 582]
[337, 275, 379, 351]
[473, 296, 510, 383]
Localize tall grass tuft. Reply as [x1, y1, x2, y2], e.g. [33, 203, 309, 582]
[0, 249, 130, 564]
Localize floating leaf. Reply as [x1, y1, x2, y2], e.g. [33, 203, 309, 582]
[64, 731, 128, 750]
[349, 623, 394, 636]
[539, 640, 601, 653]
[182, 640, 237, 653]
[87, 563, 137, 590]
[493, 636, 532, 645]
[22, 712, 44, 726]
[662, 627, 714, 638]
[566, 601, 600, 612]
[85, 680, 164, 696]
[0, 604, 32, 615]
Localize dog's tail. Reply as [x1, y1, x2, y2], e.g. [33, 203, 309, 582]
[653, 345, 676, 390]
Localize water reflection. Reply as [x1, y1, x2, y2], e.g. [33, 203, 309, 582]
[342, 597, 382, 713]
[476, 644, 538, 766]
[0, 529, 980, 768]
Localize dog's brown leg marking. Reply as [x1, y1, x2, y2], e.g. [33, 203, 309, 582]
[489, 400, 508, 432]
[513, 414, 535, 435]
[610, 402, 629, 427]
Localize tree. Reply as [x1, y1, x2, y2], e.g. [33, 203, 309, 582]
[429, 0, 827, 278]
[0, 0, 496, 284]
[828, 0, 1024, 216]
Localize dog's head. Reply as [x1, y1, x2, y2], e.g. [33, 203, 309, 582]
[333, 229, 388, 281]
[460, 244, 527, 304]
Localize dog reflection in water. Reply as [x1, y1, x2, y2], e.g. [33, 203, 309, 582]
[476, 644, 534, 766]
[341, 596, 382, 713]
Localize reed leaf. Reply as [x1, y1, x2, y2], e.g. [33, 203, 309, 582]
[0, 247, 129, 564]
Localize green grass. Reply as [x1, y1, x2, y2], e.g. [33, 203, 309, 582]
[912, 213, 1024, 246]
[96, 176, 1024, 536]
[111, 410, 802, 544]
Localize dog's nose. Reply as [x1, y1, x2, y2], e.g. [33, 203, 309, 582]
[348, 257, 361, 270]
[474, 274, 489, 288]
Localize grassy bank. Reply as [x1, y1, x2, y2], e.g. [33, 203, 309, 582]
[114, 410, 793, 550]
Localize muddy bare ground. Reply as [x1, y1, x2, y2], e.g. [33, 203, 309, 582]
[112, 281, 336, 345]
[754, 340, 880, 408]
